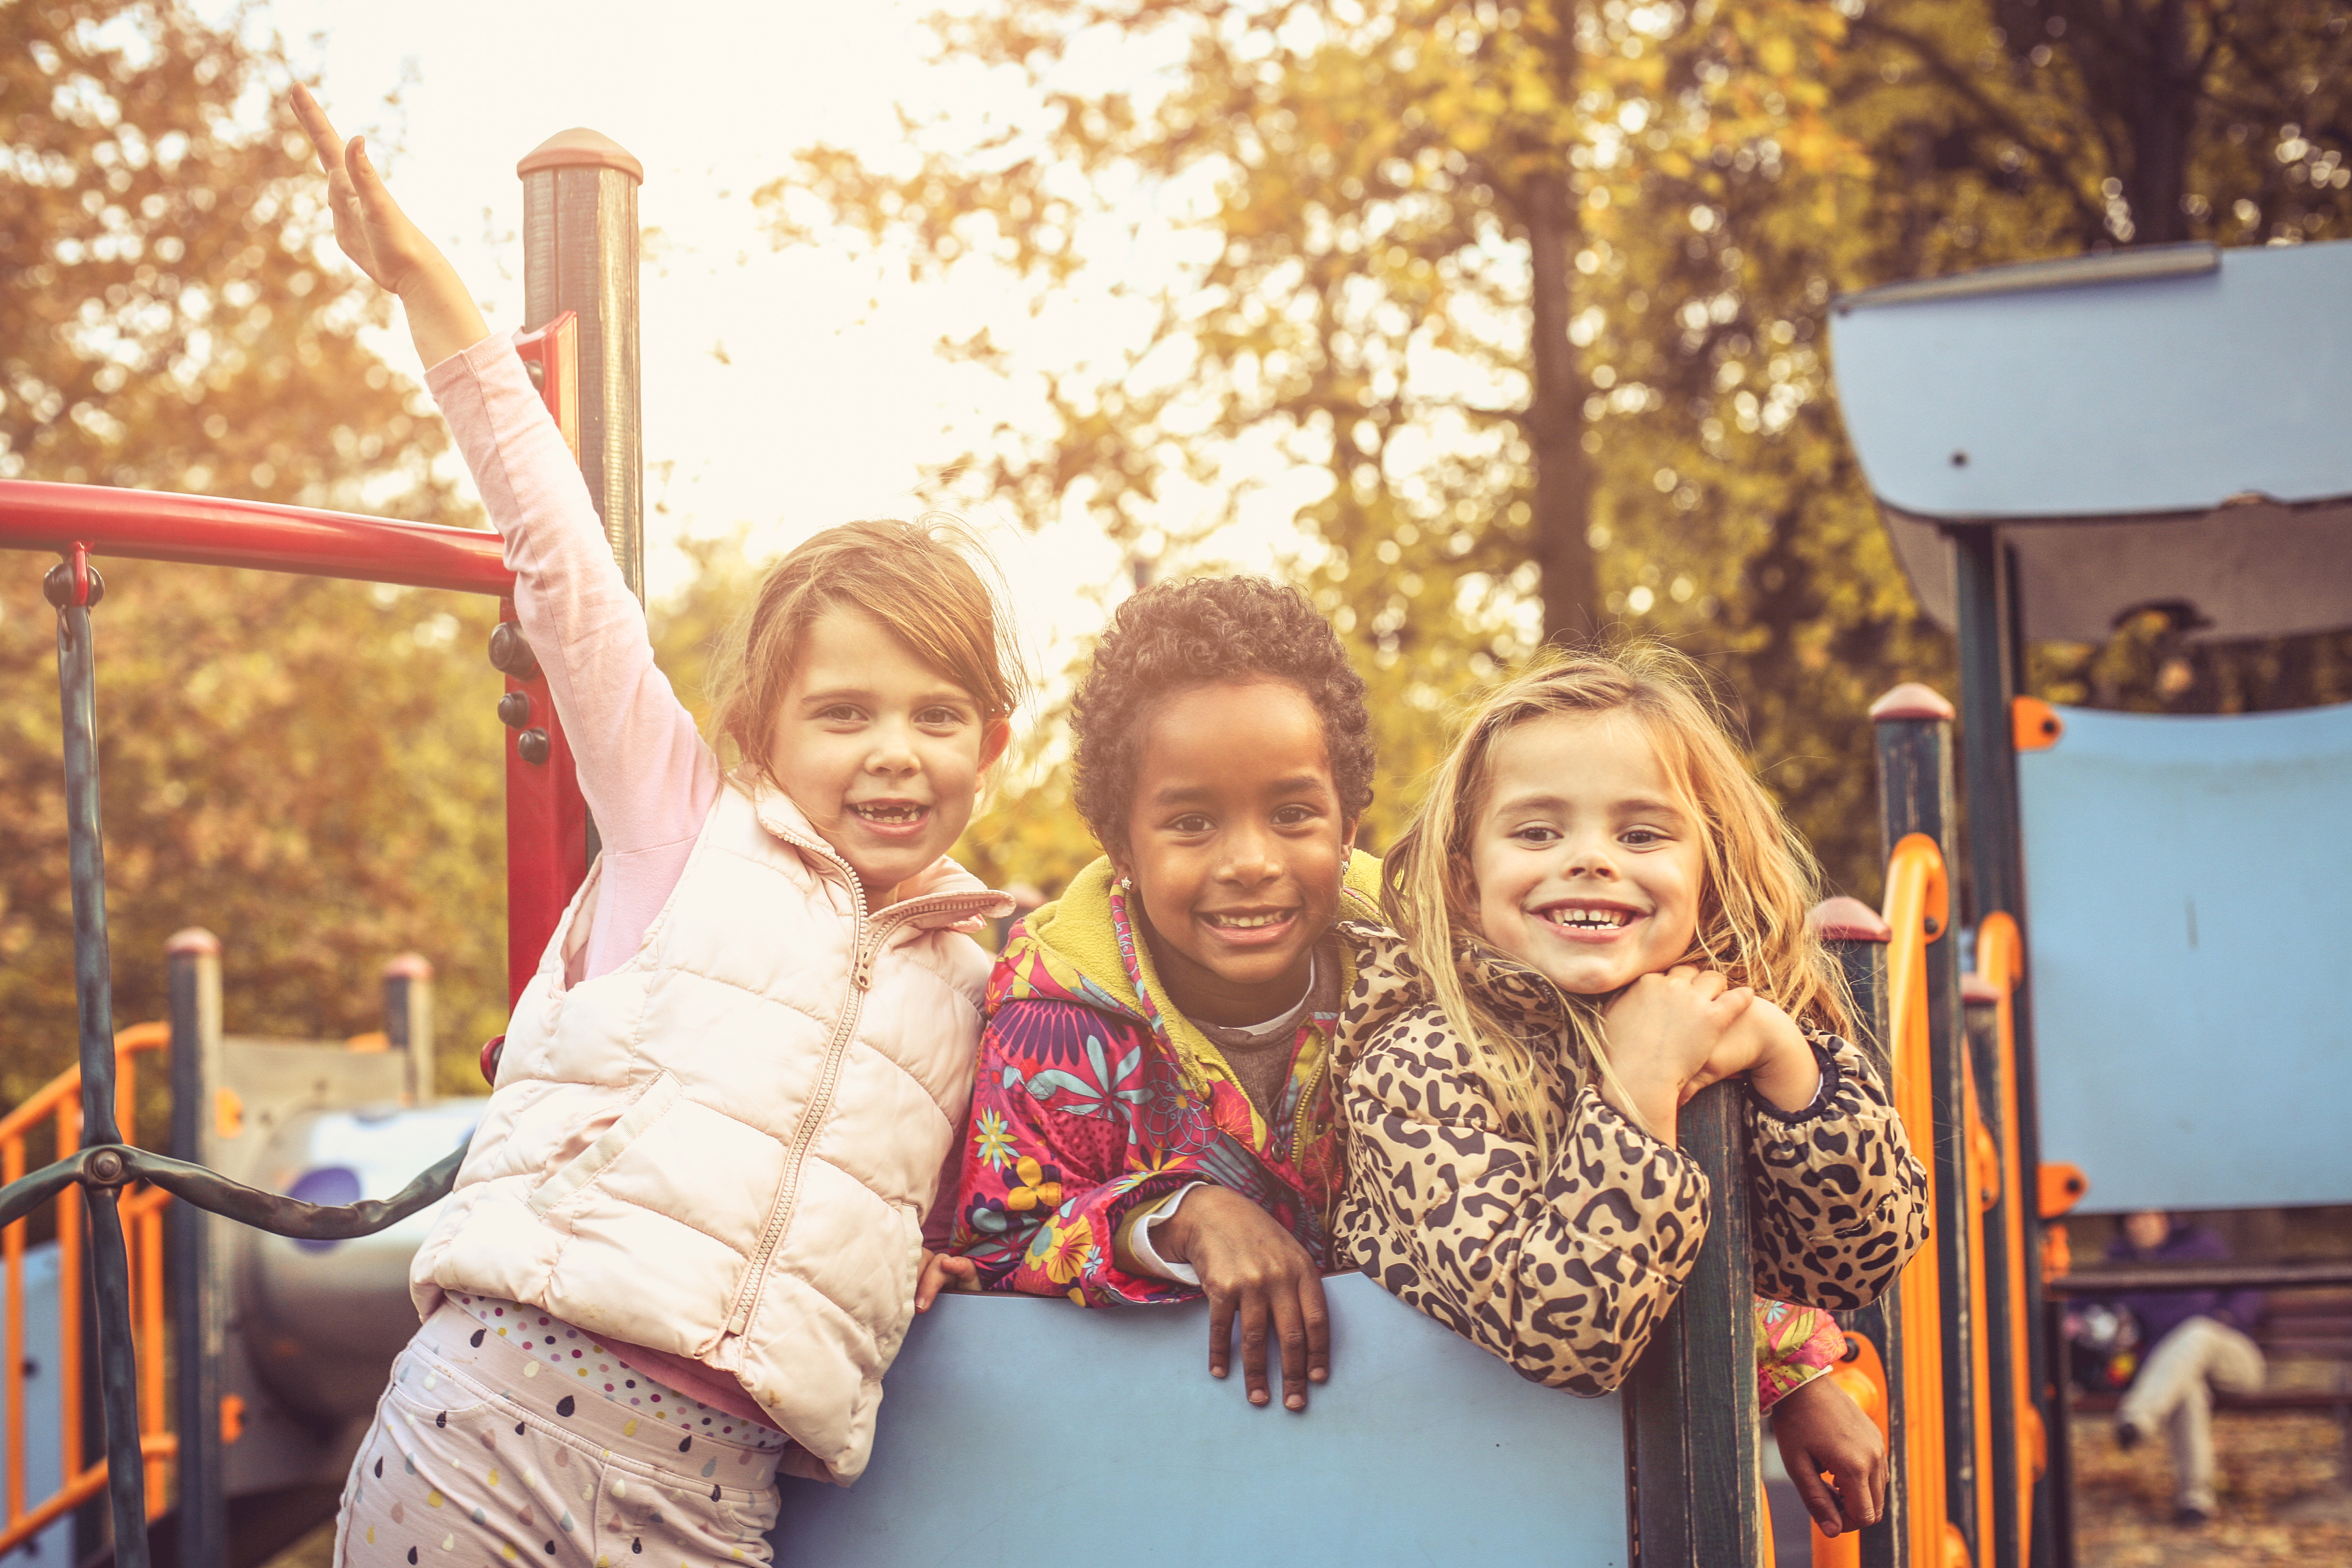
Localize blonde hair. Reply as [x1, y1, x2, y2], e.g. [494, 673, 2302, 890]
[709, 514, 1025, 780]
[1382, 643, 1850, 1163]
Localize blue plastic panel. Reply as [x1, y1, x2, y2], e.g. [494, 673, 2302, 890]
[770, 1270, 1629, 1566]
[0, 1243, 74, 1568]
[1831, 240, 2352, 523]
[2020, 702, 2352, 1211]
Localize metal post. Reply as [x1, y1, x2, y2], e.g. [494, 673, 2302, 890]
[1873, 683, 1978, 1565]
[382, 954, 435, 1104]
[1953, 524, 2066, 1568]
[1814, 897, 1908, 1568]
[518, 128, 643, 877]
[518, 129, 645, 601]
[167, 928, 225, 1568]
[1624, 1081, 1762, 1566]
[44, 551, 150, 1568]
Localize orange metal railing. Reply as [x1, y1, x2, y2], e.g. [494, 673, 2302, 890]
[1, 1023, 179, 1555]
[1882, 833, 1972, 1568]
[1975, 913, 2046, 1561]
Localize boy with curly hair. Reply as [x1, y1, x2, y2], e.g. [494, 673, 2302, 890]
[932, 576, 1384, 1413]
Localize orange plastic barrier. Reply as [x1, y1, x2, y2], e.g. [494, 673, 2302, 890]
[0, 1023, 179, 1555]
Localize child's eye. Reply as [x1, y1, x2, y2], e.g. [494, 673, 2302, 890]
[818, 704, 865, 724]
[1271, 804, 1318, 828]
[1621, 827, 1666, 846]
[916, 706, 968, 729]
[1511, 825, 1560, 844]
[1167, 814, 1213, 835]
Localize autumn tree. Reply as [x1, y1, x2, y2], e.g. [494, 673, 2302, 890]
[770, 0, 2349, 897]
[1, 0, 509, 1102]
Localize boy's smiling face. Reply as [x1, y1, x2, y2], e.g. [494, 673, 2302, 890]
[1116, 678, 1354, 1025]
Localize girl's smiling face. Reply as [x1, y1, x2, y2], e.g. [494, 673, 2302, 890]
[766, 606, 1004, 906]
[1469, 710, 1706, 995]
[1116, 678, 1354, 1024]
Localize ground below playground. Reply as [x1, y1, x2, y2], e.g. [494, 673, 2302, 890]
[262, 1409, 2351, 1568]
[2074, 1409, 2352, 1567]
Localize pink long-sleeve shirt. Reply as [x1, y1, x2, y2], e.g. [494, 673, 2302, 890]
[426, 332, 765, 1423]
[427, 333, 719, 978]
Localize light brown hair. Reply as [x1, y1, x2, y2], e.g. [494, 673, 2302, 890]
[708, 514, 1024, 779]
[1383, 643, 1850, 1159]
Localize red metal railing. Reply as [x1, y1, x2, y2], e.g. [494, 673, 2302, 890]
[0, 311, 589, 1010]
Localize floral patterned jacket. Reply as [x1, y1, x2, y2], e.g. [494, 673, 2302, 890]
[943, 854, 1388, 1304]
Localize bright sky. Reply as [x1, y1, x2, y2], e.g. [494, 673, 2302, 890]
[247, 0, 1306, 669]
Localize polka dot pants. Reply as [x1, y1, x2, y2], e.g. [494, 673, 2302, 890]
[333, 1303, 782, 1567]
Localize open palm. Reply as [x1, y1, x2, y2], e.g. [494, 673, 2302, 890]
[289, 86, 486, 369]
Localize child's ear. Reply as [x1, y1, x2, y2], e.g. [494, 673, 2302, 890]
[979, 717, 1012, 772]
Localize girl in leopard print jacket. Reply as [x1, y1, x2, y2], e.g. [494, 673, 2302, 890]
[1335, 646, 1931, 1402]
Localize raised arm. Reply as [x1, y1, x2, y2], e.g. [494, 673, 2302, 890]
[1340, 1004, 1713, 1395]
[293, 90, 715, 882]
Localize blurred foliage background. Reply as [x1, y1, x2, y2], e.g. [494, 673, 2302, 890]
[4, 0, 2350, 1099]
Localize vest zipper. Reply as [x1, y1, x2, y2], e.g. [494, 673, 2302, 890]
[718, 857, 1005, 1342]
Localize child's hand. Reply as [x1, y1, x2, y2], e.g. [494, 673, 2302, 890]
[1682, 993, 1821, 1113]
[290, 85, 487, 368]
[1770, 1372, 1888, 1536]
[914, 1249, 977, 1312]
[1154, 1185, 1329, 1412]
[1597, 965, 1753, 1140]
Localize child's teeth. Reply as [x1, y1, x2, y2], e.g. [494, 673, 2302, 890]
[1216, 913, 1280, 928]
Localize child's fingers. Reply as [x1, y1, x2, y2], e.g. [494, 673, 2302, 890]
[1238, 1291, 1274, 1407]
[290, 85, 346, 172]
[346, 137, 403, 227]
[1271, 1289, 1311, 1411]
[1206, 1290, 1236, 1382]
[1790, 1464, 1846, 1537]
[1301, 1273, 1332, 1387]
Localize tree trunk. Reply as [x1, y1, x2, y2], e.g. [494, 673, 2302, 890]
[1527, 169, 1599, 643]
[2123, 0, 2199, 244]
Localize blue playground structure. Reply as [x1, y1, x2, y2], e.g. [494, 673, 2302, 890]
[0, 135, 2345, 1568]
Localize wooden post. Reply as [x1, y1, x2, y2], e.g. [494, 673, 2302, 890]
[1872, 683, 1979, 1564]
[1625, 1080, 1762, 1566]
[382, 954, 435, 1105]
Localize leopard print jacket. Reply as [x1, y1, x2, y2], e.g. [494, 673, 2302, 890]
[1332, 925, 1930, 1396]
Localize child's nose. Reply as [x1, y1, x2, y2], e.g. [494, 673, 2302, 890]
[1217, 823, 1283, 883]
[1562, 833, 1620, 878]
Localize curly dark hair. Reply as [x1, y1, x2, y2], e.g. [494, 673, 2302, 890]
[1072, 575, 1375, 855]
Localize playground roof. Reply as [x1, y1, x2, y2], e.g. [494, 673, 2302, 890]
[1829, 238, 2352, 643]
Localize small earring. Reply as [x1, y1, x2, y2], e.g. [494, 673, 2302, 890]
[1117, 876, 1133, 892]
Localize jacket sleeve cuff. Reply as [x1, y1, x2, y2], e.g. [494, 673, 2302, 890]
[1124, 1181, 1209, 1285]
[1748, 1037, 1845, 1125]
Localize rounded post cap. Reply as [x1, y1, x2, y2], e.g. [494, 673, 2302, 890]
[166, 926, 221, 957]
[1867, 682, 1956, 723]
[383, 953, 435, 981]
[517, 129, 644, 183]
[1807, 897, 1892, 943]
[1961, 972, 2002, 1005]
